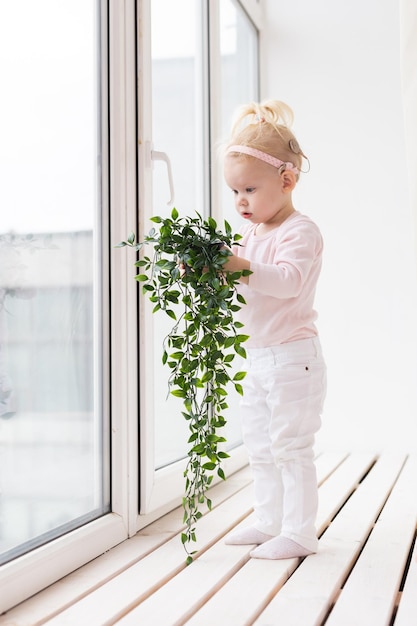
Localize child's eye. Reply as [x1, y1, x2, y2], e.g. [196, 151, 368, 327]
[246, 187, 255, 193]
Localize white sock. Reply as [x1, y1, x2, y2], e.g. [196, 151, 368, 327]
[250, 536, 314, 560]
[225, 526, 274, 545]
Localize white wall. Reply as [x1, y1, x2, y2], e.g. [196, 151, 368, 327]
[262, 0, 417, 452]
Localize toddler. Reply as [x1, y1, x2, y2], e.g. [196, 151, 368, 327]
[223, 99, 326, 559]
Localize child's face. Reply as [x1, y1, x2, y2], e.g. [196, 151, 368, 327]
[224, 156, 294, 229]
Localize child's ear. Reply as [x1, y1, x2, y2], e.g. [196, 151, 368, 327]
[280, 169, 297, 192]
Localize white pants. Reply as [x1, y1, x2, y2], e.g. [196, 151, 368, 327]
[240, 337, 326, 552]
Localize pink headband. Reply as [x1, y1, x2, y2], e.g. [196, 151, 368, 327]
[227, 145, 299, 175]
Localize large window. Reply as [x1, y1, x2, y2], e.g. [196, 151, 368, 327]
[0, 1, 109, 565]
[0, 0, 261, 613]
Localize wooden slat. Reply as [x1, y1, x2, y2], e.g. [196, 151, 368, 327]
[325, 455, 417, 626]
[316, 451, 377, 531]
[395, 536, 417, 626]
[315, 451, 349, 486]
[252, 454, 407, 626]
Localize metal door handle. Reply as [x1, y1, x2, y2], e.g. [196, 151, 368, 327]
[150, 147, 175, 206]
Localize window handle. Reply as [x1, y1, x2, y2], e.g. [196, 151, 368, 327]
[150, 146, 175, 206]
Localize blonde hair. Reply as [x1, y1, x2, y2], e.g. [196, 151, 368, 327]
[225, 99, 306, 174]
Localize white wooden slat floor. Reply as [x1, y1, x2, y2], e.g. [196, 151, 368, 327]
[0, 452, 415, 626]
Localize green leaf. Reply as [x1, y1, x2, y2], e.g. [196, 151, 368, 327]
[171, 207, 179, 220]
[200, 334, 213, 347]
[201, 370, 213, 383]
[233, 371, 247, 381]
[217, 285, 230, 298]
[170, 351, 184, 360]
[166, 309, 177, 320]
[223, 336, 235, 349]
[171, 266, 180, 280]
[155, 259, 172, 269]
[215, 372, 229, 385]
[211, 277, 221, 291]
[234, 383, 244, 396]
[217, 467, 226, 480]
[165, 290, 180, 302]
[205, 216, 214, 229]
[136, 274, 148, 282]
[206, 434, 226, 443]
[171, 389, 187, 398]
[234, 345, 247, 359]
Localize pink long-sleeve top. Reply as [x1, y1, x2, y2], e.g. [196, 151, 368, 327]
[232, 211, 323, 348]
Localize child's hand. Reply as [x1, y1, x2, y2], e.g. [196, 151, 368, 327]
[223, 251, 251, 283]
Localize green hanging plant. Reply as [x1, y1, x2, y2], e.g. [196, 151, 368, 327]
[117, 208, 251, 563]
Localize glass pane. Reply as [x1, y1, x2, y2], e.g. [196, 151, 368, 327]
[151, 0, 200, 217]
[220, 0, 259, 175]
[0, 1, 109, 564]
[151, 0, 201, 468]
[219, 0, 259, 449]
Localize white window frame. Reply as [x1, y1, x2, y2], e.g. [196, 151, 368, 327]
[239, 0, 264, 30]
[0, 0, 138, 612]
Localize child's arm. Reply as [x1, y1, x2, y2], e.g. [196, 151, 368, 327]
[225, 222, 322, 296]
